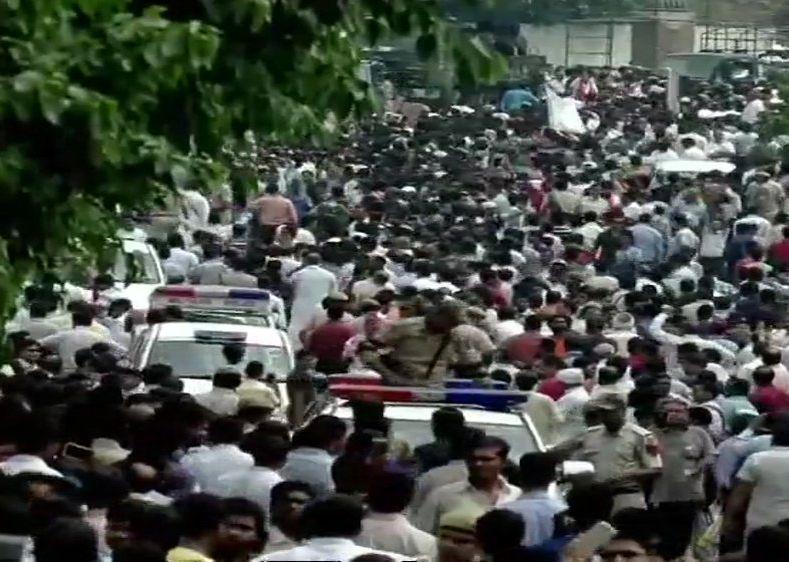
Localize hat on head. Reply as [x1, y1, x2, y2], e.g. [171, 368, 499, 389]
[611, 312, 635, 331]
[438, 505, 485, 536]
[593, 342, 616, 357]
[238, 383, 279, 410]
[557, 368, 584, 386]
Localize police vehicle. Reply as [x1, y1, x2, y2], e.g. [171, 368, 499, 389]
[130, 286, 294, 399]
[114, 239, 166, 316]
[317, 374, 546, 460]
[317, 374, 595, 485]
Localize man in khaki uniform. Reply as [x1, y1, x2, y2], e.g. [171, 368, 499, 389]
[568, 395, 662, 513]
[373, 303, 462, 386]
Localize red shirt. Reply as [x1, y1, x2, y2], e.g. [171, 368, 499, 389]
[306, 321, 356, 363]
[506, 333, 542, 364]
[750, 385, 789, 414]
[538, 377, 567, 401]
[770, 240, 789, 267]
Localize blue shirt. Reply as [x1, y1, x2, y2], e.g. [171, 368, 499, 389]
[715, 432, 772, 490]
[501, 89, 539, 112]
[280, 447, 336, 498]
[501, 490, 567, 546]
[631, 223, 666, 264]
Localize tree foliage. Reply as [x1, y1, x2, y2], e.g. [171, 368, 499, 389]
[0, 0, 506, 325]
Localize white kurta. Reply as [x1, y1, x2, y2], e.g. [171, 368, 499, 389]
[288, 265, 338, 348]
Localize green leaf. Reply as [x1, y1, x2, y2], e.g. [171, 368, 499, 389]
[469, 35, 492, 60]
[12, 70, 42, 93]
[39, 86, 68, 124]
[142, 42, 160, 66]
[162, 26, 185, 57]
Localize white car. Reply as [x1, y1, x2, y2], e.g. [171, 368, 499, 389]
[112, 239, 165, 314]
[130, 321, 293, 396]
[325, 401, 545, 460]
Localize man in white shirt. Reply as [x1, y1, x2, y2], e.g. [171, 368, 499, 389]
[178, 187, 211, 233]
[180, 417, 253, 494]
[259, 496, 405, 562]
[555, 368, 590, 441]
[733, 124, 759, 157]
[678, 137, 707, 160]
[492, 307, 524, 345]
[357, 469, 437, 561]
[648, 141, 679, 163]
[19, 300, 58, 340]
[279, 415, 346, 498]
[194, 371, 242, 417]
[738, 348, 789, 394]
[0, 413, 63, 479]
[351, 271, 395, 302]
[288, 253, 338, 349]
[514, 372, 564, 446]
[667, 218, 700, 259]
[237, 361, 280, 412]
[707, 129, 736, 159]
[39, 306, 125, 373]
[741, 93, 766, 125]
[413, 436, 521, 534]
[166, 232, 199, 274]
[274, 224, 317, 249]
[216, 433, 287, 513]
[725, 413, 789, 541]
[575, 212, 605, 250]
[412, 426, 485, 511]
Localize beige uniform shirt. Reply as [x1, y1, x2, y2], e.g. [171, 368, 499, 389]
[380, 318, 454, 383]
[573, 423, 662, 509]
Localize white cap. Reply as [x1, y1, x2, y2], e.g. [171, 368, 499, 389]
[557, 368, 584, 385]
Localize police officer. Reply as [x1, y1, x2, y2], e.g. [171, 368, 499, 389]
[567, 395, 662, 513]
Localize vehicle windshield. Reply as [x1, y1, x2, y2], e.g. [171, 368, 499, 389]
[384, 419, 538, 460]
[147, 341, 291, 379]
[179, 310, 272, 327]
[112, 250, 161, 284]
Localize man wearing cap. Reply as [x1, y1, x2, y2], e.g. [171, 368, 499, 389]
[564, 395, 662, 513]
[555, 368, 590, 441]
[604, 312, 638, 357]
[435, 506, 484, 562]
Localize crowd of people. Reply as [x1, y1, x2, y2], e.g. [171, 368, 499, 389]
[2, 64, 789, 562]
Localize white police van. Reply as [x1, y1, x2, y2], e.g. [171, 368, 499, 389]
[317, 375, 594, 487]
[130, 286, 293, 401]
[318, 375, 546, 460]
